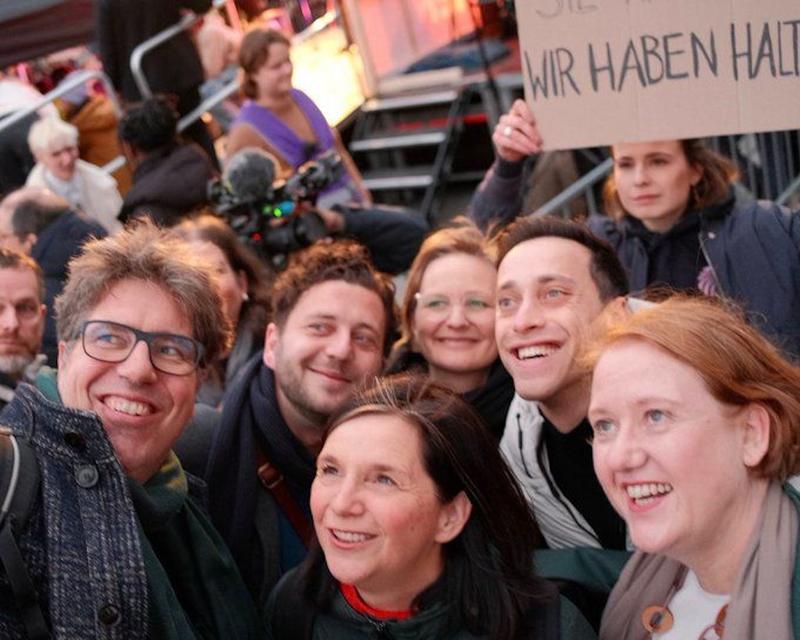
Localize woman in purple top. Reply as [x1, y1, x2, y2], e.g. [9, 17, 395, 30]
[227, 28, 372, 208]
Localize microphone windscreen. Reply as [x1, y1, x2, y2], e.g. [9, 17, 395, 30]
[223, 148, 277, 203]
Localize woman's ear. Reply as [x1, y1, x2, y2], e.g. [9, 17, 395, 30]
[434, 491, 472, 544]
[741, 403, 771, 469]
[690, 163, 703, 187]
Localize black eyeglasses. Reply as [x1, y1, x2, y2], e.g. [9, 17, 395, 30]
[80, 320, 204, 376]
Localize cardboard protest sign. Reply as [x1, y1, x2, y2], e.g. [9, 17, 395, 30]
[516, 0, 800, 149]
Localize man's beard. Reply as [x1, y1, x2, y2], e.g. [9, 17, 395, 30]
[0, 353, 34, 377]
[277, 376, 331, 429]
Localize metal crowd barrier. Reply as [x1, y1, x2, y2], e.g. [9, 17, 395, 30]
[535, 132, 800, 219]
[0, 69, 121, 136]
[130, 0, 227, 99]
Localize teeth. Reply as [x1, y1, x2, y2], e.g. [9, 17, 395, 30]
[332, 529, 370, 543]
[105, 397, 152, 416]
[626, 483, 673, 500]
[517, 345, 559, 360]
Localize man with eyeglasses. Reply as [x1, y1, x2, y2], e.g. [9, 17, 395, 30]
[0, 249, 47, 409]
[0, 222, 263, 638]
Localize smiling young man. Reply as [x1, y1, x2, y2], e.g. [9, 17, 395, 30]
[203, 239, 396, 616]
[494, 216, 630, 551]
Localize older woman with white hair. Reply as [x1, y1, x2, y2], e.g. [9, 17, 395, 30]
[26, 116, 122, 233]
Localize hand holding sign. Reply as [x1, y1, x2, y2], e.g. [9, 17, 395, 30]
[517, 0, 800, 150]
[493, 99, 544, 163]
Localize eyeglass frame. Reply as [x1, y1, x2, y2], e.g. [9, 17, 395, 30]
[413, 291, 495, 318]
[78, 320, 205, 376]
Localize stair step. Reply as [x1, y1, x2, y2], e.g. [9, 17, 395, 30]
[362, 90, 459, 113]
[362, 167, 434, 190]
[350, 129, 447, 152]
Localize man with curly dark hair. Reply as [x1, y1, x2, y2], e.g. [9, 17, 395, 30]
[201, 239, 396, 618]
[117, 96, 216, 226]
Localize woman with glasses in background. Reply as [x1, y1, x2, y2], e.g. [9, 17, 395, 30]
[226, 27, 371, 209]
[588, 296, 800, 640]
[386, 220, 513, 440]
[0, 221, 263, 638]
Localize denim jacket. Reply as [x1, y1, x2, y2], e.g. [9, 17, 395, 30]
[0, 383, 149, 639]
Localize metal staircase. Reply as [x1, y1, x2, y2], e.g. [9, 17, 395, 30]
[348, 87, 473, 225]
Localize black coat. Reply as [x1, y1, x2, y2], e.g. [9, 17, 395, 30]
[119, 143, 215, 226]
[96, 0, 211, 101]
[31, 211, 106, 365]
[588, 197, 800, 359]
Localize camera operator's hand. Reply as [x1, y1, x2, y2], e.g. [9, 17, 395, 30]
[315, 207, 346, 233]
[493, 99, 544, 163]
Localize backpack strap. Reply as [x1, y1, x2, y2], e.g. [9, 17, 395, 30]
[0, 427, 49, 639]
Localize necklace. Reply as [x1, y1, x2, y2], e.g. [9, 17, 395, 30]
[641, 568, 729, 639]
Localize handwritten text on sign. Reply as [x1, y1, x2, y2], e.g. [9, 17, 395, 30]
[516, 1, 800, 149]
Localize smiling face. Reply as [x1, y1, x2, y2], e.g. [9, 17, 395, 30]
[495, 237, 607, 408]
[589, 339, 769, 569]
[612, 140, 702, 232]
[252, 42, 293, 99]
[37, 144, 79, 182]
[57, 278, 199, 483]
[311, 413, 467, 610]
[264, 280, 386, 444]
[0, 266, 45, 374]
[411, 253, 497, 392]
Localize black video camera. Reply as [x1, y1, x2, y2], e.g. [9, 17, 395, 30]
[208, 148, 345, 267]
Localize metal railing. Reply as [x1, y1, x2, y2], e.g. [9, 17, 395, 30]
[130, 0, 227, 99]
[0, 69, 121, 136]
[534, 132, 800, 219]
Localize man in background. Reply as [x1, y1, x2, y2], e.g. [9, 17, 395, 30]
[0, 248, 46, 408]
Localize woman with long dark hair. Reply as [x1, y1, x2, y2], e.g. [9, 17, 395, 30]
[172, 213, 273, 405]
[266, 375, 596, 639]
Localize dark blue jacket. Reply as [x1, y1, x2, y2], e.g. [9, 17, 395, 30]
[0, 384, 149, 639]
[588, 198, 800, 359]
[31, 211, 106, 365]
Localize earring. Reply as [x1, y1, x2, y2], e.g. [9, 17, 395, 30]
[242, 292, 250, 302]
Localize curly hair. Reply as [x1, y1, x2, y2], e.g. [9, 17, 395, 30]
[270, 239, 397, 355]
[118, 96, 179, 153]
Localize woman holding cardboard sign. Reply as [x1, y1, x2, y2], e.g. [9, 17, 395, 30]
[470, 99, 800, 360]
[594, 138, 799, 359]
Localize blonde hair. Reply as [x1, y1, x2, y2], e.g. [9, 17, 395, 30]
[27, 116, 78, 156]
[395, 219, 494, 353]
[588, 295, 800, 481]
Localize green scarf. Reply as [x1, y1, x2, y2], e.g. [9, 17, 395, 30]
[129, 452, 264, 639]
[35, 367, 263, 639]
